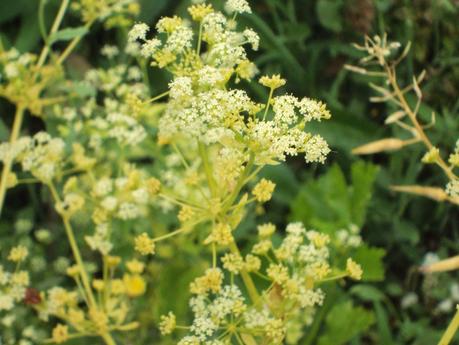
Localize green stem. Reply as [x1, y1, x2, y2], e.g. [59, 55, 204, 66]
[37, 0, 70, 68]
[223, 153, 255, 209]
[229, 241, 260, 305]
[0, 106, 25, 218]
[56, 21, 93, 65]
[304, 286, 337, 345]
[198, 142, 217, 197]
[48, 182, 96, 308]
[197, 22, 204, 55]
[146, 91, 170, 103]
[100, 332, 117, 345]
[439, 309, 459, 345]
[263, 88, 274, 120]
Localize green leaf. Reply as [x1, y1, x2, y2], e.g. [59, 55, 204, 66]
[260, 164, 299, 206]
[15, 6, 41, 52]
[48, 26, 89, 45]
[0, 118, 8, 141]
[70, 81, 96, 98]
[353, 245, 386, 281]
[350, 284, 385, 302]
[316, 0, 344, 33]
[374, 301, 394, 345]
[317, 301, 375, 345]
[289, 161, 377, 233]
[350, 161, 379, 227]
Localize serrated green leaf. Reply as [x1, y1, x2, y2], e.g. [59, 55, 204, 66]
[353, 245, 386, 281]
[290, 161, 377, 234]
[317, 301, 375, 345]
[48, 26, 88, 45]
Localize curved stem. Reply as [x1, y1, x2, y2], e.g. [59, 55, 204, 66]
[0, 106, 25, 218]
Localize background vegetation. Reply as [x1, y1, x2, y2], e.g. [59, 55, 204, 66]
[1, 0, 459, 344]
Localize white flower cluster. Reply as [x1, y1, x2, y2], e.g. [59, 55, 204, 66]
[85, 223, 113, 255]
[336, 224, 362, 248]
[128, 1, 258, 73]
[0, 132, 65, 183]
[0, 49, 36, 81]
[448, 139, 459, 168]
[178, 284, 254, 344]
[90, 169, 156, 224]
[224, 0, 252, 14]
[0, 248, 29, 312]
[172, 223, 334, 344]
[53, 64, 148, 150]
[160, 84, 330, 165]
[136, 4, 331, 166]
[71, 0, 138, 26]
[446, 180, 459, 199]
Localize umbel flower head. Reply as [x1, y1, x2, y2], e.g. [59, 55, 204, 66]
[162, 222, 362, 344]
[127, 0, 331, 168]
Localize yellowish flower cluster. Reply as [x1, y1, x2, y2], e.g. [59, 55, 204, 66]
[252, 178, 275, 203]
[0, 246, 29, 312]
[0, 49, 62, 116]
[161, 222, 362, 344]
[134, 233, 155, 256]
[37, 256, 145, 342]
[0, 132, 65, 184]
[71, 0, 139, 28]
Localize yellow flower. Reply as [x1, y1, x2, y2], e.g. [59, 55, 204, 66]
[124, 274, 146, 297]
[146, 177, 161, 195]
[188, 4, 213, 22]
[11, 271, 29, 286]
[126, 259, 145, 274]
[106, 256, 121, 267]
[257, 223, 276, 238]
[52, 324, 68, 344]
[259, 74, 286, 90]
[267, 263, 289, 284]
[244, 254, 261, 272]
[346, 258, 363, 280]
[8, 245, 28, 262]
[159, 311, 176, 335]
[189, 268, 223, 295]
[111, 279, 126, 295]
[308, 232, 330, 248]
[134, 232, 155, 256]
[422, 147, 440, 164]
[156, 16, 183, 33]
[252, 179, 275, 203]
[66, 265, 80, 277]
[92, 279, 105, 291]
[204, 223, 233, 246]
[178, 205, 194, 223]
